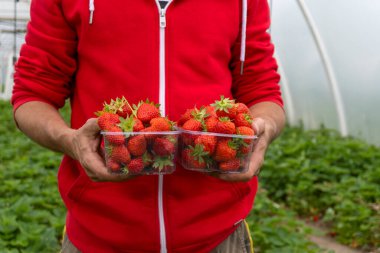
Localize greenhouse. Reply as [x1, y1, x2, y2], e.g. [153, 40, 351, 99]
[0, 0, 379, 252]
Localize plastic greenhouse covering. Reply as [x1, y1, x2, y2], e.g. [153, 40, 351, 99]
[0, 0, 379, 146]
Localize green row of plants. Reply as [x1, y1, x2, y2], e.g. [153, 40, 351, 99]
[260, 125, 380, 251]
[0, 100, 323, 252]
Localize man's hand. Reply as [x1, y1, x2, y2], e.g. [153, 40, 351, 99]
[14, 101, 132, 182]
[214, 117, 267, 182]
[214, 101, 285, 182]
[67, 118, 131, 182]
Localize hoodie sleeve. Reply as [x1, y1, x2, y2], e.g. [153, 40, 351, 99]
[11, 0, 77, 111]
[231, 0, 283, 108]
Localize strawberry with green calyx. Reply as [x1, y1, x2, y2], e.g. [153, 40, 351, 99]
[127, 135, 147, 156]
[150, 117, 176, 131]
[213, 138, 238, 162]
[127, 157, 145, 173]
[204, 105, 217, 119]
[153, 137, 176, 156]
[194, 135, 217, 155]
[215, 117, 236, 134]
[104, 125, 125, 145]
[234, 113, 253, 128]
[211, 96, 237, 118]
[182, 118, 203, 131]
[153, 156, 174, 173]
[118, 116, 144, 132]
[178, 108, 195, 127]
[142, 151, 153, 167]
[114, 96, 133, 118]
[109, 145, 131, 164]
[219, 158, 241, 171]
[181, 148, 207, 170]
[134, 99, 161, 123]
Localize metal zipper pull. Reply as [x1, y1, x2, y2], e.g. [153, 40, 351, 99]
[160, 10, 166, 28]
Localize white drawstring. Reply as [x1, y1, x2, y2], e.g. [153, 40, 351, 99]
[240, 0, 247, 75]
[89, 0, 95, 24]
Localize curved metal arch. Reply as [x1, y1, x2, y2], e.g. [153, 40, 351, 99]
[295, 0, 348, 136]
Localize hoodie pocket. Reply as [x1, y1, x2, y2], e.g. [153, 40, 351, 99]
[58, 156, 91, 207]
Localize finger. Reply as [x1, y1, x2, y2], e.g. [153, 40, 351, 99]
[251, 117, 266, 136]
[81, 150, 129, 182]
[82, 118, 101, 136]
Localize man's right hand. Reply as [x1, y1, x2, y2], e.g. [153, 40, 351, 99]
[67, 118, 131, 182]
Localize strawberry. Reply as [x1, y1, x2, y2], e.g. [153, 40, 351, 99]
[118, 116, 145, 132]
[177, 108, 194, 127]
[204, 105, 217, 118]
[213, 139, 237, 162]
[114, 96, 133, 118]
[153, 156, 174, 173]
[150, 117, 175, 131]
[135, 99, 161, 123]
[204, 116, 218, 132]
[234, 113, 253, 128]
[219, 158, 241, 171]
[194, 135, 217, 154]
[104, 125, 125, 145]
[181, 149, 207, 170]
[109, 145, 131, 164]
[97, 112, 120, 130]
[153, 137, 176, 156]
[211, 96, 237, 119]
[107, 159, 121, 172]
[215, 117, 236, 134]
[236, 126, 255, 144]
[235, 103, 250, 114]
[127, 135, 147, 156]
[127, 157, 145, 173]
[182, 118, 203, 131]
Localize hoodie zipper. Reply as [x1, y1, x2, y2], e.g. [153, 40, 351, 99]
[155, 1, 172, 253]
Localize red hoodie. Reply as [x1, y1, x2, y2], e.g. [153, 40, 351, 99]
[12, 0, 282, 252]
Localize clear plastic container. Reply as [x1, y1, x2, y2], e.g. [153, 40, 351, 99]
[101, 130, 180, 175]
[179, 129, 257, 173]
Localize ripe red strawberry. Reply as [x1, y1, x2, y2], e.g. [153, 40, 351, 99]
[104, 126, 125, 145]
[127, 157, 145, 173]
[109, 145, 131, 164]
[204, 116, 218, 132]
[107, 159, 121, 172]
[236, 126, 255, 144]
[177, 108, 194, 127]
[127, 135, 147, 156]
[204, 105, 217, 118]
[213, 139, 237, 162]
[133, 118, 144, 131]
[135, 99, 161, 123]
[182, 118, 203, 131]
[235, 103, 250, 114]
[219, 158, 241, 171]
[150, 117, 174, 131]
[194, 135, 217, 154]
[181, 149, 206, 169]
[212, 96, 237, 119]
[153, 137, 176, 156]
[215, 117, 236, 134]
[97, 112, 120, 130]
[234, 113, 253, 128]
[114, 96, 133, 118]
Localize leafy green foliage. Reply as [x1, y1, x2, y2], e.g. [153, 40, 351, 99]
[261, 126, 380, 251]
[0, 100, 70, 252]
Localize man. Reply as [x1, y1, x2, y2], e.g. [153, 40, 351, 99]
[12, 0, 285, 252]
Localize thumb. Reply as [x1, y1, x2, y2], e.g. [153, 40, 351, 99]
[251, 117, 266, 136]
